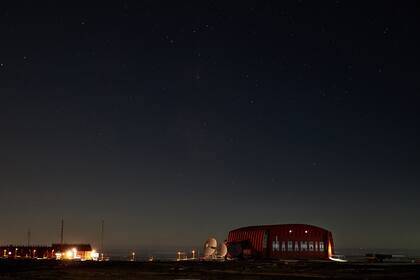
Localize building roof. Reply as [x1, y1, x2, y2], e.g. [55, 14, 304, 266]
[51, 244, 92, 252]
[229, 224, 331, 233]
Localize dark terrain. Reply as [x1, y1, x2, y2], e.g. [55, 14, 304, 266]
[1, 259, 420, 279]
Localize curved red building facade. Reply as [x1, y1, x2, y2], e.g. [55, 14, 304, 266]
[227, 224, 334, 260]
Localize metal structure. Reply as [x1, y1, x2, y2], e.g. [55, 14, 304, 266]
[227, 224, 334, 260]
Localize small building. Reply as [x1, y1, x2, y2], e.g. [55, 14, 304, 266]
[52, 243, 97, 260]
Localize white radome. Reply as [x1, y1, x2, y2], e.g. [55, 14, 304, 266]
[203, 237, 217, 257]
[217, 242, 227, 258]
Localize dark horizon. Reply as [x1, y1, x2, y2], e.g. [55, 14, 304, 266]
[1, 1, 419, 251]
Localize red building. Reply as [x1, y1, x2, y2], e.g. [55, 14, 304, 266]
[227, 224, 334, 260]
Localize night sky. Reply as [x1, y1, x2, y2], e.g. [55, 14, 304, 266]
[1, 1, 419, 252]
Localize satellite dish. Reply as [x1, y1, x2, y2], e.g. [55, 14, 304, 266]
[204, 246, 215, 257]
[217, 242, 227, 258]
[203, 238, 217, 257]
[207, 238, 217, 249]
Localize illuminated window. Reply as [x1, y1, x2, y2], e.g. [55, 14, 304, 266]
[315, 241, 318, 251]
[281, 241, 286, 251]
[272, 237, 280, 251]
[288, 241, 293, 251]
[294, 241, 299, 251]
[309, 241, 314, 251]
[319, 241, 324, 252]
[300, 241, 308, 251]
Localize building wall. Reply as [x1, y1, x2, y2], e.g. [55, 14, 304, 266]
[227, 228, 266, 257]
[227, 224, 334, 259]
[268, 224, 333, 259]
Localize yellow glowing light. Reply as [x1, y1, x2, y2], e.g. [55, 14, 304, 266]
[66, 250, 73, 259]
[90, 250, 99, 261]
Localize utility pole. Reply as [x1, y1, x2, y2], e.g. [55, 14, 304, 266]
[60, 219, 64, 247]
[101, 220, 104, 261]
[27, 228, 31, 247]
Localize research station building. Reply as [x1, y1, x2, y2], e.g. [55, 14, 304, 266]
[226, 224, 334, 259]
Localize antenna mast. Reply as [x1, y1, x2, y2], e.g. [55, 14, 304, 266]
[27, 228, 31, 247]
[60, 219, 64, 246]
[101, 220, 104, 260]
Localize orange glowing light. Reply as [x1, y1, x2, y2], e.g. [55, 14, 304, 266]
[328, 240, 332, 257]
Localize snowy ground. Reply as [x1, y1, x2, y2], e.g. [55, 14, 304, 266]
[0, 259, 419, 279]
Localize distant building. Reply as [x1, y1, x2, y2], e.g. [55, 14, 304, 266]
[226, 224, 335, 260]
[1, 245, 53, 259]
[0, 243, 98, 261]
[53, 244, 98, 260]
